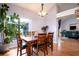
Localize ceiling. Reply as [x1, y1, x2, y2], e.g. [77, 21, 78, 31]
[56, 3, 79, 21]
[13, 3, 54, 14]
[13, 3, 78, 14]
[57, 3, 78, 13]
[12, 3, 78, 20]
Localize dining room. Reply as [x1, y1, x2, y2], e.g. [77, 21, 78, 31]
[0, 3, 58, 56]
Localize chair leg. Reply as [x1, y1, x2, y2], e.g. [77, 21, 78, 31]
[51, 43, 53, 51]
[17, 48, 19, 56]
[32, 47, 34, 56]
[17, 51, 18, 56]
[37, 49, 39, 56]
[44, 46, 47, 56]
[45, 45, 48, 55]
[26, 48, 27, 56]
[44, 51, 45, 56]
[46, 49, 48, 55]
[20, 49, 22, 56]
[44, 50, 47, 56]
[46, 45, 48, 55]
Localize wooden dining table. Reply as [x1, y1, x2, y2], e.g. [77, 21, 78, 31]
[21, 36, 37, 56]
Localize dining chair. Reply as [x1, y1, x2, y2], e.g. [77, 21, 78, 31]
[32, 33, 48, 56]
[32, 31, 36, 36]
[47, 32, 54, 51]
[26, 32, 31, 37]
[16, 33, 27, 56]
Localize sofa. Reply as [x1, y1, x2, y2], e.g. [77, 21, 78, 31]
[61, 30, 79, 39]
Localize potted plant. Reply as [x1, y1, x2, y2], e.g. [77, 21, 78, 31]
[0, 4, 20, 51]
[41, 25, 48, 33]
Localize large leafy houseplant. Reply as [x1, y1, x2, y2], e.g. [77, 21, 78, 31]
[0, 4, 20, 44]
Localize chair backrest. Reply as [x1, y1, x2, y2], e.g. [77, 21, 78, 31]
[37, 33, 46, 45]
[26, 31, 36, 37]
[16, 33, 22, 49]
[47, 32, 54, 41]
[26, 32, 31, 36]
[32, 31, 36, 36]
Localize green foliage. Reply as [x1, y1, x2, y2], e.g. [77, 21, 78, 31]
[0, 4, 20, 44]
[4, 36, 12, 44]
[0, 22, 4, 32]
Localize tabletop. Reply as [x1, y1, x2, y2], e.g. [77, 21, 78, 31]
[21, 36, 37, 42]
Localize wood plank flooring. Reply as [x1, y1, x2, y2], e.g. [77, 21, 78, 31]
[0, 39, 79, 56]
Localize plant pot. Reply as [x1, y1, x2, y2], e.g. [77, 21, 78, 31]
[0, 43, 10, 52]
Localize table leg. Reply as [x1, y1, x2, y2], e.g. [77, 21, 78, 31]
[27, 41, 32, 56]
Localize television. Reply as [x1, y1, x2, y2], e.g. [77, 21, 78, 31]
[70, 26, 76, 30]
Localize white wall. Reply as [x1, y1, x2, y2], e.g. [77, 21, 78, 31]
[61, 17, 79, 31]
[7, 4, 45, 32]
[44, 4, 58, 43]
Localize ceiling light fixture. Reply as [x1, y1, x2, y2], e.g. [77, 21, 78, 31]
[38, 3, 47, 17]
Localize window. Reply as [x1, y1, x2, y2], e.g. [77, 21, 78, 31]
[20, 18, 32, 36]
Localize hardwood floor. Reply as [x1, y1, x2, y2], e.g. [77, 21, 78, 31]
[0, 39, 79, 56]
